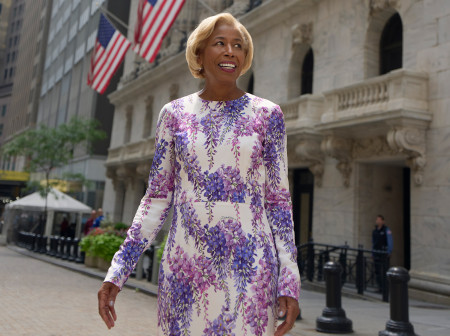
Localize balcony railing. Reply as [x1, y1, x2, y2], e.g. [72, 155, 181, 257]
[321, 69, 429, 126]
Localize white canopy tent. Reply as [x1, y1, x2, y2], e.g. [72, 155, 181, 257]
[4, 188, 92, 238]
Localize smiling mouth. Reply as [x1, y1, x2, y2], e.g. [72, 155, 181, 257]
[219, 63, 237, 70]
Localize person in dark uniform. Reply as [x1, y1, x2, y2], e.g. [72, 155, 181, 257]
[372, 214, 393, 291]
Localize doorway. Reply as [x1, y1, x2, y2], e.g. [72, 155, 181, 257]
[292, 168, 314, 245]
[357, 164, 410, 268]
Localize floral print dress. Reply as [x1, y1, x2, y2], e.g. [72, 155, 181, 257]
[105, 93, 301, 336]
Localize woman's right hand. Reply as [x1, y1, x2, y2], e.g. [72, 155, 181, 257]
[98, 282, 120, 329]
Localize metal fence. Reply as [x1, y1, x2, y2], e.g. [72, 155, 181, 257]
[297, 239, 390, 301]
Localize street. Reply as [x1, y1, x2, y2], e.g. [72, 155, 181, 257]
[0, 247, 158, 336]
[1, 246, 450, 336]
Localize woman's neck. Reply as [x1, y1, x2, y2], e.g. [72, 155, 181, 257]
[199, 82, 245, 101]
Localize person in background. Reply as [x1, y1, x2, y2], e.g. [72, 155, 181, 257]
[372, 214, 393, 291]
[59, 215, 69, 237]
[83, 210, 97, 235]
[92, 208, 104, 229]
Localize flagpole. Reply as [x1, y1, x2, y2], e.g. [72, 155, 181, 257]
[99, 6, 129, 30]
[197, 0, 216, 15]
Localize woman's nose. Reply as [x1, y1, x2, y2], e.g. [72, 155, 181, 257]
[224, 43, 234, 56]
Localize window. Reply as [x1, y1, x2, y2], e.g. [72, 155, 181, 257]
[8, 38, 12, 47]
[380, 13, 403, 75]
[14, 36, 19, 46]
[9, 67, 13, 77]
[0, 124, 3, 136]
[2, 105, 6, 117]
[11, 22, 15, 32]
[11, 51, 15, 62]
[3, 69, 7, 80]
[301, 48, 314, 95]
[6, 53, 10, 63]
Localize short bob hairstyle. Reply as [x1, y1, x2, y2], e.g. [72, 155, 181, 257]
[186, 13, 253, 79]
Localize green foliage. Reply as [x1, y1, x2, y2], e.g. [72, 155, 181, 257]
[79, 235, 95, 257]
[2, 117, 106, 198]
[157, 234, 168, 264]
[79, 232, 125, 262]
[91, 234, 125, 262]
[114, 222, 129, 231]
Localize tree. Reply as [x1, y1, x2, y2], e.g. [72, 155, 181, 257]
[2, 117, 107, 222]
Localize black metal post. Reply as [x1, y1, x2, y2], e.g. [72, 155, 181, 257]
[381, 252, 389, 302]
[73, 238, 83, 263]
[62, 237, 71, 260]
[339, 248, 347, 285]
[379, 267, 417, 336]
[318, 253, 324, 281]
[316, 261, 353, 333]
[55, 236, 63, 258]
[33, 234, 41, 252]
[40, 236, 48, 254]
[356, 245, 364, 295]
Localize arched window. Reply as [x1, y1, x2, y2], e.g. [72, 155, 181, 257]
[301, 48, 314, 95]
[380, 13, 402, 75]
[247, 73, 254, 94]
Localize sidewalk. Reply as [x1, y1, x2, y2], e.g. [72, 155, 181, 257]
[8, 245, 450, 336]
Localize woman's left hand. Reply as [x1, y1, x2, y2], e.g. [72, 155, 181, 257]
[275, 296, 300, 336]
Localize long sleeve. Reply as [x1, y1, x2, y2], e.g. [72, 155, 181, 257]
[263, 105, 301, 301]
[104, 105, 176, 289]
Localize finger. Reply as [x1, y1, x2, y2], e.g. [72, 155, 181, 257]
[275, 320, 290, 336]
[108, 299, 117, 321]
[98, 290, 115, 329]
[278, 297, 287, 318]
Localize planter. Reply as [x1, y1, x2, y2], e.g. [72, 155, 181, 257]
[84, 255, 98, 268]
[97, 257, 112, 272]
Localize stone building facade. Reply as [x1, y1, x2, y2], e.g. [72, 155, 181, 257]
[103, 0, 450, 303]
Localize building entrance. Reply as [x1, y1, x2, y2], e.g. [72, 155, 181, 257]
[292, 168, 314, 246]
[357, 164, 411, 268]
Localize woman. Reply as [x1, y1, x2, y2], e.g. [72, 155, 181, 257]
[98, 13, 301, 336]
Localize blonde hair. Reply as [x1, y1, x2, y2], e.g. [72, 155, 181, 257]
[186, 13, 253, 79]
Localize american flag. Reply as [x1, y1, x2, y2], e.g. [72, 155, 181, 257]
[134, 0, 186, 63]
[87, 14, 131, 94]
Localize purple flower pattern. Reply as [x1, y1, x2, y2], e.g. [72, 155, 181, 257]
[104, 93, 300, 335]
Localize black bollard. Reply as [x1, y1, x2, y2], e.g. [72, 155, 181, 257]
[62, 237, 71, 260]
[68, 238, 76, 261]
[40, 236, 48, 254]
[55, 236, 63, 258]
[316, 261, 353, 333]
[33, 234, 41, 252]
[72, 238, 82, 263]
[379, 267, 417, 336]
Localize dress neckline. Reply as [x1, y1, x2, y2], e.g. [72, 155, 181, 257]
[196, 91, 248, 103]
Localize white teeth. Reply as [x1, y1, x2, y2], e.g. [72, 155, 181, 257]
[219, 63, 236, 69]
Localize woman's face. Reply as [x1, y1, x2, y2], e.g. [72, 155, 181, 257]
[198, 23, 246, 85]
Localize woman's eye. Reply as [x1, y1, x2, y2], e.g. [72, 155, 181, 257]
[215, 41, 224, 46]
[234, 43, 242, 49]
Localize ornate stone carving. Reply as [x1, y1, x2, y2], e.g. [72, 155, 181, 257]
[159, 28, 186, 60]
[322, 136, 353, 187]
[353, 136, 396, 159]
[292, 22, 313, 46]
[226, 0, 250, 17]
[115, 165, 136, 188]
[295, 137, 324, 186]
[370, 0, 400, 14]
[136, 162, 152, 183]
[387, 127, 426, 185]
